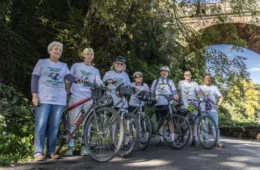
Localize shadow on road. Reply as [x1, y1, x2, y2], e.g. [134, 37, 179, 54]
[2, 137, 260, 170]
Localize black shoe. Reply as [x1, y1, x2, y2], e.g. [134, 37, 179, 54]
[122, 142, 131, 149]
[110, 143, 116, 151]
[191, 140, 198, 147]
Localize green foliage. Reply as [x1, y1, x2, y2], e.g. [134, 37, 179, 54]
[0, 22, 39, 95]
[218, 81, 260, 126]
[0, 84, 34, 165]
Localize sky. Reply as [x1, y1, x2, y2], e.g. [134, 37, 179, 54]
[208, 44, 260, 84]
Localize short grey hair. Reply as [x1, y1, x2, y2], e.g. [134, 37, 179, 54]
[47, 41, 63, 52]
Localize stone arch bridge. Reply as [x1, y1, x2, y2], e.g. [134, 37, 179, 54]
[179, 0, 260, 54]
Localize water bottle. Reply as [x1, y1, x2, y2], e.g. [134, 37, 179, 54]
[73, 109, 85, 126]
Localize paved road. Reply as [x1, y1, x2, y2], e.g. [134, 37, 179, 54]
[2, 137, 260, 170]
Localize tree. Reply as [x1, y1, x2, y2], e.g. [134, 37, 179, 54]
[224, 80, 260, 121]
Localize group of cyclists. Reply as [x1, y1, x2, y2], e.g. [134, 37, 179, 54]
[31, 41, 224, 162]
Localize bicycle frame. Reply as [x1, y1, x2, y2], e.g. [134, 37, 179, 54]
[62, 97, 95, 142]
[185, 99, 211, 126]
[153, 94, 175, 134]
[112, 97, 128, 119]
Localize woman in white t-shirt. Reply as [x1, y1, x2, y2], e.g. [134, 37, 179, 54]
[103, 56, 131, 109]
[65, 48, 103, 156]
[103, 56, 131, 148]
[31, 41, 82, 161]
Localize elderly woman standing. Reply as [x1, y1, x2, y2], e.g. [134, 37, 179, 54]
[31, 41, 82, 161]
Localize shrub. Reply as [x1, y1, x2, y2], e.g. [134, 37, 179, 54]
[0, 84, 34, 166]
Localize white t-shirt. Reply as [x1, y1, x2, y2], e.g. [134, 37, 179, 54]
[69, 63, 102, 99]
[129, 83, 150, 107]
[32, 59, 70, 105]
[178, 80, 200, 108]
[151, 78, 177, 106]
[200, 84, 222, 111]
[103, 70, 131, 108]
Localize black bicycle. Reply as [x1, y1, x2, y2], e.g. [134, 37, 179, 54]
[112, 84, 140, 157]
[129, 90, 152, 150]
[175, 99, 218, 149]
[152, 94, 191, 149]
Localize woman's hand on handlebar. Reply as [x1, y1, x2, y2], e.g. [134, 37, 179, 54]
[75, 77, 84, 83]
[173, 94, 179, 100]
[104, 79, 117, 86]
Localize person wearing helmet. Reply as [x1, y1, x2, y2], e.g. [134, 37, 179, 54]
[65, 48, 103, 156]
[103, 56, 131, 149]
[177, 71, 208, 147]
[150, 66, 179, 144]
[200, 74, 224, 148]
[129, 71, 150, 113]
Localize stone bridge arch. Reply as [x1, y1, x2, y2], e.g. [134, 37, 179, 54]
[199, 23, 260, 55]
[179, 0, 260, 54]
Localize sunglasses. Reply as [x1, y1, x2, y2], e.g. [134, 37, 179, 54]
[185, 74, 191, 76]
[135, 76, 143, 79]
[116, 62, 124, 66]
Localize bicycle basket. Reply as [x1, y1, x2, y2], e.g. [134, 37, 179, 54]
[137, 91, 151, 101]
[187, 102, 198, 113]
[96, 95, 113, 108]
[116, 85, 133, 97]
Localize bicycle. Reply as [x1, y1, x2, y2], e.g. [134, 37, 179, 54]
[175, 99, 219, 149]
[56, 83, 124, 162]
[129, 90, 152, 150]
[151, 94, 191, 149]
[112, 84, 140, 157]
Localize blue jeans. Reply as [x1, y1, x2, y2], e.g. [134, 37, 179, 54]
[34, 104, 64, 156]
[203, 111, 220, 143]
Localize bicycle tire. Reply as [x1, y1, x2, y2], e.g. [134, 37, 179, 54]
[163, 114, 191, 149]
[55, 113, 68, 154]
[119, 112, 140, 157]
[197, 114, 218, 149]
[137, 114, 152, 150]
[84, 107, 124, 162]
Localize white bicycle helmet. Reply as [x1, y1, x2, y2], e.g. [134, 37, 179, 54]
[133, 71, 143, 78]
[160, 66, 170, 72]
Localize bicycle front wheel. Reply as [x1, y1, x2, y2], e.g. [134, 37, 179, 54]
[197, 114, 218, 149]
[119, 112, 140, 157]
[163, 115, 191, 149]
[84, 107, 124, 162]
[137, 114, 152, 150]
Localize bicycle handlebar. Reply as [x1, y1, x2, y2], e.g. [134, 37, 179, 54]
[187, 99, 216, 106]
[156, 94, 178, 102]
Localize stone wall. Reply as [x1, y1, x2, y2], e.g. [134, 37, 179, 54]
[220, 126, 260, 141]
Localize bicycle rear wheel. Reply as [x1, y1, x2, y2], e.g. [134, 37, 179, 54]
[163, 115, 191, 149]
[84, 107, 124, 162]
[137, 114, 152, 150]
[197, 114, 218, 149]
[119, 112, 140, 157]
[55, 113, 69, 154]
